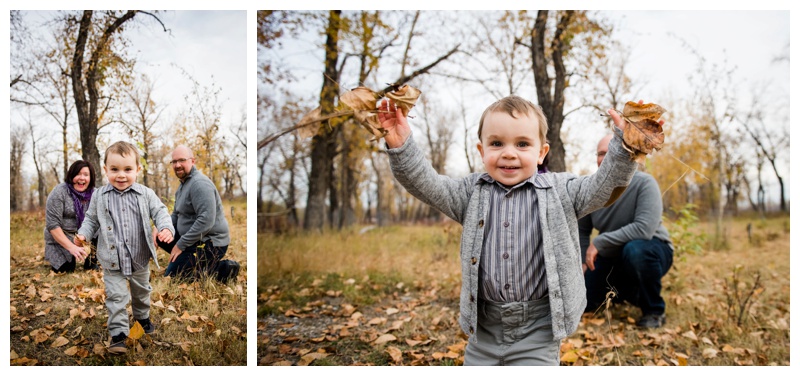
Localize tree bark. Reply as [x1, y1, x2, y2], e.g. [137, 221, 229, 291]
[529, 10, 574, 172]
[304, 10, 342, 231]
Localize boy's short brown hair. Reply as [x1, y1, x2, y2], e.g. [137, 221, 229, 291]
[477, 95, 549, 144]
[104, 141, 141, 166]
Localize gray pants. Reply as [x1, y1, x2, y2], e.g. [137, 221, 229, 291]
[103, 266, 152, 337]
[464, 297, 560, 366]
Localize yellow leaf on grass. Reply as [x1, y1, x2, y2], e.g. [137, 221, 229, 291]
[180, 342, 192, 352]
[374, 334, 397, 345]
[129, 321, 145, 340]
[447, 342, 466, 353]
[386, 346, 403, 364]
[676, 352, 689, 366]
[64, 346, 79, 356]
[722, 344, 735, 352]
[560, 351, 579, 363]
[51, 336, 69, 348]
[93, 343, 106, 356]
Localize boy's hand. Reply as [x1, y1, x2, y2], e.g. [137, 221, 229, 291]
[378, 99, 411, 149]
[157, 228, 173, 244]
[71, 235, 88, 262]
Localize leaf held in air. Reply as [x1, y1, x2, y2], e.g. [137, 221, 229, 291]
[296, 107, 322, 139]
[339, 86, 378, 111]
[622, 101, 667, 123]
[384, 85, 422, 117]
[620, 101, 667, 159]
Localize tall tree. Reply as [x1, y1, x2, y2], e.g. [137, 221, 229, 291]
[70, 10, 166, 184]
[517, 10, 611, 172]
[304, 10, 343, 231]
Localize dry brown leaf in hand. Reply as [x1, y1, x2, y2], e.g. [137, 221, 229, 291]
[620, 101, 667, 158]
[339, 86, 378, 111]
[384, 85, 422, 117]
[622, 101, 667, 123]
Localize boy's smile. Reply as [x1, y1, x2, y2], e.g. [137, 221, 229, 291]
[104, 152, 141, 191]
[477, 111, 549, 187]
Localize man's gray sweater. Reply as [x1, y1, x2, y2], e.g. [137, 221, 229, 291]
[579, 171, 673, 261]
[173, 166, 230, 250]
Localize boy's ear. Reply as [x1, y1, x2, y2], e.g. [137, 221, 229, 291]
[538, 143, 550, 164]
[476, 142, 484, 158]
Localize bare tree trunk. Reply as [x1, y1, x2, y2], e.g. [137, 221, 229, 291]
[528, 10, 574, 172]
[304, 10, 342, 231]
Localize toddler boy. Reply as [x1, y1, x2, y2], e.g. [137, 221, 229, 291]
[75, 141, 174, 354]
[379, 96, 655, 365]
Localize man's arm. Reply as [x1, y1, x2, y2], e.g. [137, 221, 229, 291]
[592, 175, 663, 257]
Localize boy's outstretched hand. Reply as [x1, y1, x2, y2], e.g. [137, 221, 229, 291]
[378, 99, 411, 149]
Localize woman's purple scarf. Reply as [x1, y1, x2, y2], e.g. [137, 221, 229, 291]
[66, 183, 93, 225]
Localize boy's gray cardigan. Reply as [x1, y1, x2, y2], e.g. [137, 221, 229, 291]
[77, 183, 174, 272]
[387, 130, 637, 342]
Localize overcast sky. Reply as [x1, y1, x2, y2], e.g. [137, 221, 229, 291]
[9, 10, 247, 184]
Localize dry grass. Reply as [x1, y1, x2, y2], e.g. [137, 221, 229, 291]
[257, 215, 790, 366]
[9, 198, 247, 366]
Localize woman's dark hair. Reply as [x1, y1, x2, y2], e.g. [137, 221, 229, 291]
[65, 160, 96, 188]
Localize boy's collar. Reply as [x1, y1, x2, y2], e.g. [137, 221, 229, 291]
[477, 172, 552, 189]
[100, 182, 143, 194]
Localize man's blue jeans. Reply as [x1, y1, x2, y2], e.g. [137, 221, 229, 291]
[157, 233, 228, 282]
[584, 238, 673, 315]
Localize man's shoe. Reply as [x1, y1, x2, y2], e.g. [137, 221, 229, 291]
[137, 317, 157, 334]
[636, 313, 666, 328]
[216, 260, 240, 283]
[108, 333, 128, 354]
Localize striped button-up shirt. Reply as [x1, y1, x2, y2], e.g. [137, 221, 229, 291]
[107, 186, 150, 276]
[478, 174, 548, 302]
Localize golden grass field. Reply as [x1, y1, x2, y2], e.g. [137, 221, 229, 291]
[9, 198, 247, 366]
[258, 215, 790, 366]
